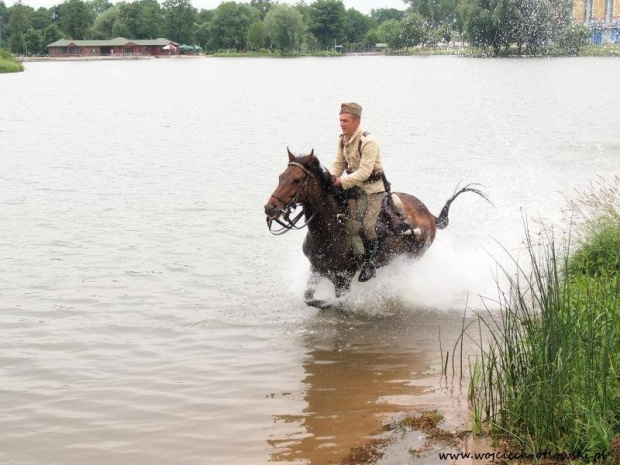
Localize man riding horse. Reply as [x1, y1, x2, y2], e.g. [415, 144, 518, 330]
[264, 106, 489, 307]
[331, 102, 411, 282]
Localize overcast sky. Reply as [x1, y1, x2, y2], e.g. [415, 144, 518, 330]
[8, 0, 408, 14]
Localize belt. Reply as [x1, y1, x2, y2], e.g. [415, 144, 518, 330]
[345, 169, 384, 183]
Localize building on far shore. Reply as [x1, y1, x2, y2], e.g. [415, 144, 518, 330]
[47, 37, 180, 57]
[573, 0, 620, 43]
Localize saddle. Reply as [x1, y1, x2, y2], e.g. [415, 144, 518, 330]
[377, 193, 414, 236]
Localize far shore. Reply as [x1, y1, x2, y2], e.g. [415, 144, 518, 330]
[17, 44, 620, 63]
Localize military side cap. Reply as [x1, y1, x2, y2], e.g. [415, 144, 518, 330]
[340, 102, 362, 118]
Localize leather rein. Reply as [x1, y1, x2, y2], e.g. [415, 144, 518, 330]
[266, 162, 319, 236]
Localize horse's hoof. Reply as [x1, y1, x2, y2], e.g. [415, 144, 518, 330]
[305, 299, 328, 309]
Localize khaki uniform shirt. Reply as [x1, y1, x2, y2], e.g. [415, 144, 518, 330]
[329, 127, 385, 194]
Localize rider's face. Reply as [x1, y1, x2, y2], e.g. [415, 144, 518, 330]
[339, 113, 360, 138]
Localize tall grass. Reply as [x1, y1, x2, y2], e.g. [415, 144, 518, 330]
[0, 50, 24, 73]
[466, 179, 620, 460]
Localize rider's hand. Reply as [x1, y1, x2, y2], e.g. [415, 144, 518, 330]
[334, 177, 342, 187]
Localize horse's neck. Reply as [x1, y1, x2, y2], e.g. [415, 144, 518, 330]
[304, 188, 344, 239]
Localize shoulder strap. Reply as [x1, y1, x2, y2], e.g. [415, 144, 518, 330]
[358, 131, 371, 157]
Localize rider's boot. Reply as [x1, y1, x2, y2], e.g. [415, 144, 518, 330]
[358, 239, 379, 282]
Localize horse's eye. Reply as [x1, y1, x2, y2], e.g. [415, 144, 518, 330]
[293, 179, 301, 184]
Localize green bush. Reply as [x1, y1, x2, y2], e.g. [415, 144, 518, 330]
[567, 176, 620, 277]
[0, 50, 24, 73]
[464, 178, 620, 459]
[569, 223, 620, 276]
[557, 23, 591, 55]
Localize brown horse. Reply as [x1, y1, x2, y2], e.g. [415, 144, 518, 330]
[264, 150, 488, 308]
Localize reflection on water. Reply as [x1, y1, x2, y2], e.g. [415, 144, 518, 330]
[270, 306, 475, 464]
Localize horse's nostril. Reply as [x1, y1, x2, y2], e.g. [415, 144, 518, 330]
[264, 204, 276, 215]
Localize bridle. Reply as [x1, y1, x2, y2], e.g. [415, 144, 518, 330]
[266, 162, 319, 235]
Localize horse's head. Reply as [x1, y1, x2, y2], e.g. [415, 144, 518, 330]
[264, 149, 322, 220]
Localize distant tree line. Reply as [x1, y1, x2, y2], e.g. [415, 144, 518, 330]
[0, 0, 590, 56]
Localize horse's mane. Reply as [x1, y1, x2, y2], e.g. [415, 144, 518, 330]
[292, 153, 339, 195]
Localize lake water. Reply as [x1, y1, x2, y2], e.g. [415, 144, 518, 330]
[1, 56, 618, 464]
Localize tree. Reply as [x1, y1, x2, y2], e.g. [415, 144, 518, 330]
[42, 22, 62, 46]
[24, 26, 42, 54]
[208, 2, 257, 50]
[48, 4, 62, 27]
[309, 0, 345, 49]
[377, 19, 404, 50]
[163, 0, 196, 44]
[92, 4, 118, 38]
[370, 7, 406, 24]
[114, 1, 140, 37]
[246, 20, 266, 50]
[401, 11, 426, 49]
[249, 0, 273, 20]
[8, 1, 31, 53]
[343, 7, 373, 43]
[0, 1, 9, 49]
[303, 30, 318, 50]
[61, 0, 93, 39]
[438, 22, 454, 44]
[405, 0, 457, 26]
[111, 17, 130, 37]
[457, 0, 499, 50]
[86, 0, 112, 18]
[362, 27, 379, 49]
[556, 22, 589, 54]
[196, 8, 214, 24]
[294, 1, 312, 26]
[194, 20, 210, 49]
[30, 7, 52, 30]
[264, 4, 305, 53]
[136, 0, 163, 39]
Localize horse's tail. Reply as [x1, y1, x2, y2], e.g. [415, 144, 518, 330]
[435, 183, 492, 230]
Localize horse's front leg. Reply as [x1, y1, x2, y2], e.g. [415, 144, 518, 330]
[333, 271, 354, 298]
[304, 270, 328, 309]
[304, 270, 320, 302]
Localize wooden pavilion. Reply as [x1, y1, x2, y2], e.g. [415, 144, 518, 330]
[47, 37, 181, 57]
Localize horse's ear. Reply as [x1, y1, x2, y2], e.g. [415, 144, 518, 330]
[308, 149, 315, 162]
[287, 147, 295, 162]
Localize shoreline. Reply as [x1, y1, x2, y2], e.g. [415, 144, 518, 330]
[17, 45, 620, 64]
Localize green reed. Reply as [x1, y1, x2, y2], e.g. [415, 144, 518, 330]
[465, 209, 619, 461]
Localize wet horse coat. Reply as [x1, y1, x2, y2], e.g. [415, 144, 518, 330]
[264, 151, 487, 308]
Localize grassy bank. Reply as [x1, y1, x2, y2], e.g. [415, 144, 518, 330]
[580, 44, 620, 57]
[388, 44, 620, 57]
[0, 50, 24, 73]
[467, 178, 620, 462]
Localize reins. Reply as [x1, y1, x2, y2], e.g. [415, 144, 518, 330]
[266, 162, 320, 236]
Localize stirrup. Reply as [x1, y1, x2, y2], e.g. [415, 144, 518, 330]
[400, 227, 422, 236]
